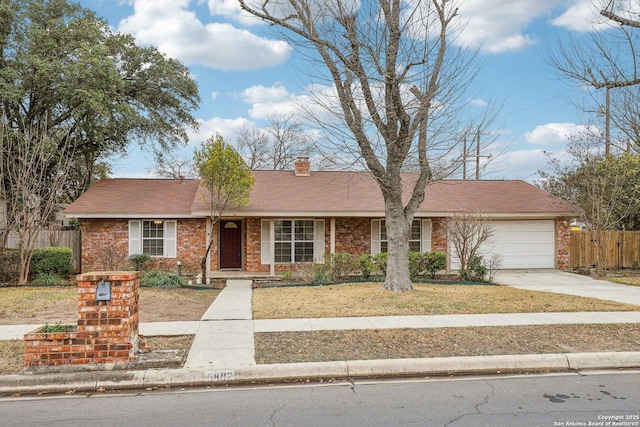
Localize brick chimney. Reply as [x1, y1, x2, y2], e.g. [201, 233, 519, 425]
[294, 155, 310, 177]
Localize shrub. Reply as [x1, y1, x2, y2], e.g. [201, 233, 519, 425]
[461, 256, 487, 282]
[424, 251, 446, 279]
[129, 254, 153, 272]
[330, 252, 355, 281]
[31, 247, 74, 277]
[140, 271, 187, 288]
[293, 262, 332, 285]
[356, 254, 375, 279]
[33, 272, 67, 285]
[372, 252, 388, 276]
[408, 251, 423, 280]
[40, 323, 74, 333]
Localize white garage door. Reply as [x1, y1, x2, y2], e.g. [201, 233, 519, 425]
[450, 220, 556, 269]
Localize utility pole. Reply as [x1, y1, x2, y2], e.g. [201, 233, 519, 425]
[462, 135, 467, 180]
[605, 85, 611, 155]
[475, 127, 492, 180]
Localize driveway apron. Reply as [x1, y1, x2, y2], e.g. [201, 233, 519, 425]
[494, 269, 640, 306]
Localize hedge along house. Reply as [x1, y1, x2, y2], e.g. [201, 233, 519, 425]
[64, 157, 577, 278]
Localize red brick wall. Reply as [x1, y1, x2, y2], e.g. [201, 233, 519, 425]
[177, 219, 208, 274]
[80, 216, 571, 274]
[245, 218, 263, 272]
[80, 218, 208, 275]
[556, 216, 571, 270]
[431, 218, 447, 253]
[335, 218, 370, 255]
[81, 219, 129, 272]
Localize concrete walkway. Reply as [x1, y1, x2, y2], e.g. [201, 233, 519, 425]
[495, 269, 640, 306]
[183, 279, 255, 369]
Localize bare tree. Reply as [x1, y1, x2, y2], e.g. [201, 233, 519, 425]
[0, 124, 75, 283]
[447, 211, 494, 280]
[239, 0, 488, 292]
[548, 0, 640, 153]
[152, 152, 198, 178]
[236, 115, 317, 170]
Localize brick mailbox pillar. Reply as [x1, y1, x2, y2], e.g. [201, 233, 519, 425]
[24, 271, 142, 371]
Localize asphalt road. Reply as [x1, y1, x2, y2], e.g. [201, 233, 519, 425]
[2, 371, 639, 426]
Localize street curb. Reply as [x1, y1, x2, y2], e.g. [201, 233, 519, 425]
[2, 352, 639, 395]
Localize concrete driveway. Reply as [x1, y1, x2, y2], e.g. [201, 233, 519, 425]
[494, 269, 640, 306]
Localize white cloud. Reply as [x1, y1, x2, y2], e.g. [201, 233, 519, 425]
[239, 84, 307, 119]
[483, 148, 551, 181]
[551, 0, 604, 32]
[552, 0, 640, 32]
[188, 116, 255, 145]
[524, 122, 599, 146]
[469, 98, 488, 107]
[206, 0, 264, 26]
[454, 0, 567, 53]
[210, 91, 219, 100]
[118, 0, 291, 71]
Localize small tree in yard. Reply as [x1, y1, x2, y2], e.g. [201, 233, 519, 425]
[0, 124, 74, 283]
[194, 135, 255, 283]
[447, 212, 494, 281]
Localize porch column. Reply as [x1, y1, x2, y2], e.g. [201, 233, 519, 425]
[330, 218, 336, 256]
[206, 217, 212, 281]
[269, 218, 275, 276]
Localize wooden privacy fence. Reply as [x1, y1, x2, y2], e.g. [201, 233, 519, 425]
[4, 229, 82, 272]
[570, 230, 640, 270]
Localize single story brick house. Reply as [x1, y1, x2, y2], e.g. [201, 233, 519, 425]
[64, 157, 577, 277]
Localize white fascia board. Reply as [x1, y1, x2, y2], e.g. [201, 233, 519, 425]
[196, 210, 575, 219]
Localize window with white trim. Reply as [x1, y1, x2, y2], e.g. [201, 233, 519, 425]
[371, 219, 431, 255]
[261, 219, 325, 264]
[129, 220, 177, 258]
[275, 219, 314, 263]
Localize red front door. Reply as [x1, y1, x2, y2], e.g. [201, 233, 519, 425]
[220, 220, 242, 269]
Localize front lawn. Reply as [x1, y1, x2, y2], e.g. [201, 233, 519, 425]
[0, 286, 219, 325]
[252, 282, 639, 319]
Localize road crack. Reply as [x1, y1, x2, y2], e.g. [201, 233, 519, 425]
[444, 379, 495, 426]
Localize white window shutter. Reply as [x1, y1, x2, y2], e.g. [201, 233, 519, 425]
[314, 219, 325, 263]
[165, 220, 177, 258]
[261, 220, 271, 265]
[421, 219, 432, 252]
[371, 219, 381, 255]
[128, 220, 141, 256]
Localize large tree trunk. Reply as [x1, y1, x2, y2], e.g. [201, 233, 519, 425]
[382, 195, 413, 293]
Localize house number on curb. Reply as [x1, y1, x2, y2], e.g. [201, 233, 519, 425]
[96, 279, 112, 301]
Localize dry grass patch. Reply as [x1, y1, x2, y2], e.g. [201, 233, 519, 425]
[609, 276, 640, 287]
[145, 335, 193, 352]
[255, 324, 640, 364]
[0, 340, 25, 375]
[252, 283, 639, 319]
[0, 286, 77, 325]
[0, 286, 219, 325]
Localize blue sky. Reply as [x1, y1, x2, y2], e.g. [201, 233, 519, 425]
[77, 0, 615, 181]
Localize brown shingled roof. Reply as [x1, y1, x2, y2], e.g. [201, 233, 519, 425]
[64, 178, 201, 217]
[65, 172, 577, 218]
